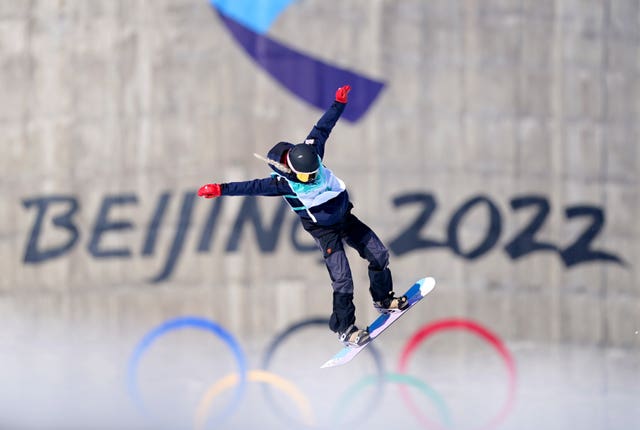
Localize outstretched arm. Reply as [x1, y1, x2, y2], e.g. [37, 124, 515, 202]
[306, 85, 351, 159]
[198, 177, 291, 198]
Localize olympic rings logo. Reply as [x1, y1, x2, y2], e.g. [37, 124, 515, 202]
[127, 316, 517, 429]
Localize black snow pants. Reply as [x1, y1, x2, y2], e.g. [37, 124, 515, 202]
[301, 211, 393, 334]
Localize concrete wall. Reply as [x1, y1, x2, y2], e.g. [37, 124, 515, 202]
[1, 1, 638, 429]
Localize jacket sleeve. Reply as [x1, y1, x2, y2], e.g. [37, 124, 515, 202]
[220, 176, 292, 196]
[305, 101, 346, 159]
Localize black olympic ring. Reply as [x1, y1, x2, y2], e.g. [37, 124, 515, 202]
[260, 317, 385, 429]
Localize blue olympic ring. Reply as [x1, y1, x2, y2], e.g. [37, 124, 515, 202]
[126, 316, 247, 428]
[261, 317, 386, 429]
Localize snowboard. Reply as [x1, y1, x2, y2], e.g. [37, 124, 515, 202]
[321, 277, 436, 368]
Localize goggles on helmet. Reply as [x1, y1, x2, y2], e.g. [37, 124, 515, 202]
[294, 171, 317, 183]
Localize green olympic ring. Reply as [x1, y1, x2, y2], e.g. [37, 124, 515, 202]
[332, 372, 453, 428]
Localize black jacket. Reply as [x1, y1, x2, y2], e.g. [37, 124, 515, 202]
[220, 101, 351, 226]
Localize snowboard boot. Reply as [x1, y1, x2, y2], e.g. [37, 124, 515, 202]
[373, 292, 409, 314]
[338, 324, 370, 347]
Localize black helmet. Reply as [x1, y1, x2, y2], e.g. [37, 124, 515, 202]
[287, 144, 320, 182]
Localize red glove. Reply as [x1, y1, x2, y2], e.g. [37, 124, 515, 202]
[335, 85, 351, 103]
[198, 183, 222, 198]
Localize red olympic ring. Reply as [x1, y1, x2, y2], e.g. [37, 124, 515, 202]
[397, 318, 517, 430]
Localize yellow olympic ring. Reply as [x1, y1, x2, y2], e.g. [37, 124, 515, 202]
[194, 369, 315, 430]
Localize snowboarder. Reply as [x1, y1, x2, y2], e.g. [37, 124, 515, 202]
[197, 85, 408, 346]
